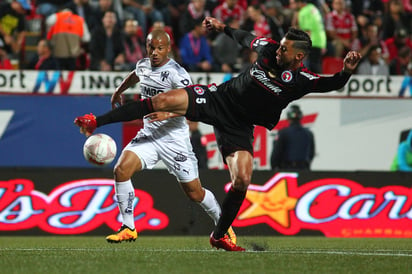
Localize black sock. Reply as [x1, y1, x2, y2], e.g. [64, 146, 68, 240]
[96, 99, 153, 127]
[213, 186, 246, 239]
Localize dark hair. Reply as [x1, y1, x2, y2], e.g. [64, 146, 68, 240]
[287, 105, 303, 121]
[251, 4, 261, 11]
[399, 46, 411, 58]
[40, 39, 53, 51]
[367, 45, 381, 56]
[285, 27, 312, 55]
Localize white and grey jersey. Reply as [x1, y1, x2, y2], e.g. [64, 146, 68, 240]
[135, 58, 192, 140]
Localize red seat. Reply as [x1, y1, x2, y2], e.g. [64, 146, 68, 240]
[322, 57, 344, 74]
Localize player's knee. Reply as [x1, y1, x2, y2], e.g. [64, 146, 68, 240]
[113, 163, 132, 182]
[186, 191, 203, 203]
[181, 180, 204, 202]
[232, 172, 251, 191]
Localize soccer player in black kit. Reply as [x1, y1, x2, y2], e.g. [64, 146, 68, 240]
[75, 16, 361, 251]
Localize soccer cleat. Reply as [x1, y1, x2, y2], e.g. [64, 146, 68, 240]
[74, 113, 97, 136]
[210, 232, 245, 251]
[106, 225, 138, 243]
[226, 226, 237, 245]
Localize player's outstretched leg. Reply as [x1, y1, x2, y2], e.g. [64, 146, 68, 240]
[106, 224, 138, 243]
[209, 232, 245, 251]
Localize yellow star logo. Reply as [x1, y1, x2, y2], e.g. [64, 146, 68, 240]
[238, 178, 297, 228]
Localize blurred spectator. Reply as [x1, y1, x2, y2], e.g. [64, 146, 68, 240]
[239, 47, 258, 73]
[212, 0, 245, 26]
[36, 0, 60, 18]
[291, 0, 326, 73]
[403, 0, 412, 14]
[350, 0, 384, 30]
[246, 5, 272, 38]
[153, 0, 173, 26]
[263, 0, 285, 42]
[391, 129, 412, 171]
[95, 0, 122, 29]
[149, 21, 177, 58]
[352, 23, 389, 64]
[325, 0, 357, 58]
[384, 27, 412, 62]
[46, 8, 91, 70]
[122, 19, 145, 70]
[0, 43, 13, 69]
[179, 0, 210, 38]
[168, 0, 189, 41]
[381, 0, 411, 40]
[398, 62, 412, 97]
[0, 0, 31, 57]
[179, 18, 214, 72]
[356, 45, 389, 75]
[122, 0, 164, 35]
[89, 10, 125, 71]
[188, 120, 208, 169]
[65, 0, 100, 33]
[212, 17, 241, 73]
[389, 46, 411, 75]
[270, 104, 315, 170]
[27, 39, 59, 70]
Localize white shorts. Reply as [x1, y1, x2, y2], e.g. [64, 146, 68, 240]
[123, 134, 199, 183]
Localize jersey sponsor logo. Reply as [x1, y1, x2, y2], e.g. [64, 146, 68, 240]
[300, 71, 320, 80]
[250, 67, 282, 94]
[161, 71, 169, 81]
[141, 85, 163, 97]
[194, 86, 205, 95]
[281, 71, 293, 82]
[180, 79, 190, 86]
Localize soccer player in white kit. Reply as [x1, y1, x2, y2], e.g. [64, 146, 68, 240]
[101, 30, 236, 243]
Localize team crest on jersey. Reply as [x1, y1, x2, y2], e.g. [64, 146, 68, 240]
[252, 38, 269, 47]
[161, 71, 169, 81]
[281, 71, 293, 82]
[194, 86, 205, 95]
[207, 83, 217, 92]
[174, 152, 187, 162]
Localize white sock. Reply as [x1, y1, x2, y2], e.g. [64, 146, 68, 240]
[198, 188, 222, 225]
[115, 179, 135, 230]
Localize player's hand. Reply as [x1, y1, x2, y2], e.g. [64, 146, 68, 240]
[111, 93, 123, 109]
[343, 51, 362, 73]
[144, 112, 179, 122]
[203, 16, 225, 33]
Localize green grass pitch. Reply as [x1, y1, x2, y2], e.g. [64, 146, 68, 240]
[1, 236, 411, 274]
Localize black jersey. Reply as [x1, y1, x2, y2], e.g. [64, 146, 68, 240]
[218, 27, 352, 130]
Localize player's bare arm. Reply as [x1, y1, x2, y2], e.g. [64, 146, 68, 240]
[144, 112, 180, 122]
[111, 72, 140, 109]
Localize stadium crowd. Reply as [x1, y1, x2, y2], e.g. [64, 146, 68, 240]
[1, 0, 412, 74]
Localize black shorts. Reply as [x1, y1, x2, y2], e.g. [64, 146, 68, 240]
[184, 84, 254, 161]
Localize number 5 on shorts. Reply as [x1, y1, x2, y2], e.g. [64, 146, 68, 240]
[196, 98, 206, 104]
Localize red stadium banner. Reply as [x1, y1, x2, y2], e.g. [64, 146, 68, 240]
[1, 169, 411, 237]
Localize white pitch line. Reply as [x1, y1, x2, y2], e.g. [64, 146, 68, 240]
[1, 248, 412, 257]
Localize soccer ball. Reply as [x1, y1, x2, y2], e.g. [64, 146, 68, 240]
[83, 133, 117, 166]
